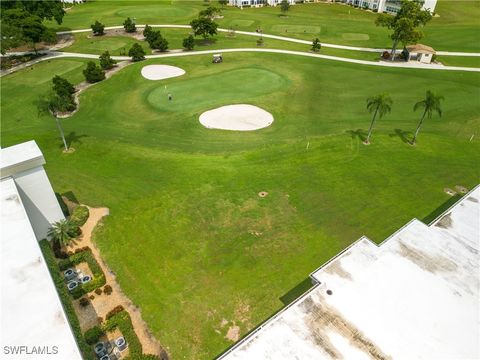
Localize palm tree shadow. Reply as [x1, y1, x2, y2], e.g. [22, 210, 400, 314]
[346, 129, 367, 142]
[60, 132, 88, 149]
[389, 129, 412, 144]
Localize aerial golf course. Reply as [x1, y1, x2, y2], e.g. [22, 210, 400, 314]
[1, 1, 479, 359]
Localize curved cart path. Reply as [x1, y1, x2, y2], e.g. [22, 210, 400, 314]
[3, 48, 477, 77]
[56, 24, 480, 57]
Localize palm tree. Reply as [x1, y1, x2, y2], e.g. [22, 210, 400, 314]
[37, 93, 69, 152]
[47, 219, 79, 246]
[365, 94, 393, 144]
[411, 90, 443, 145]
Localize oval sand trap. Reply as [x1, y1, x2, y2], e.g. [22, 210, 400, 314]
[199, 104, 274, 131]
[141, 65, 185, 80]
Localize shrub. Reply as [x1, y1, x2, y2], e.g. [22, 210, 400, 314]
[83, 61, 105, 83]
[79, 297, 90, 307]
[182, 35, 195, 51]
[97, 317, 103, 324]
[311, 38, 321, 52]
[89, 295, 95, 300]
[143, 24, 153, 39]
[123, 17, 136, 33]
[150, 35, 168, 52]
[70, 205, 89, 226]
[99, 51, 116, 70]
[52, 239, 69, 259]
[91, 20, 105, 36]
[103, 284, 113, 295]
[106, 305, 125, 320]
[128, 43, 145, 62]
[95, 288, 102, 295]
[84, 325, 104, 345]
[39, 240, 94, 359]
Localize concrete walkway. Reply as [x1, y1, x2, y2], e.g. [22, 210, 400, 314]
[56, 24, 480, 57]
[3, 48, 478, 78]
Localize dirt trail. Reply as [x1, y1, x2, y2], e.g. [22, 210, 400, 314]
[69, 206, 165, 357]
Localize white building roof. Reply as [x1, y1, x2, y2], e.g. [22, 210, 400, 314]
[0, 140, 45, 179]
[220, 186, 480, 359]
[0, 177, 82, 360]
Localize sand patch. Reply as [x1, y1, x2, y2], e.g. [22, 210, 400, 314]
[225, 325, 241, 342]
[199, 104, 274, 131]
[141, 65, 185, 80]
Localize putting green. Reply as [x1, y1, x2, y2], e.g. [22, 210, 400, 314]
[146, 68, 289, 113]
[271, 24, 321, 34]
[342, 33, 370, 40]
[228, 19, 255, 27]
[115, 6, 194, 18]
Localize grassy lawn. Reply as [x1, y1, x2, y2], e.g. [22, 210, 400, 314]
[50, 0, 480, 52]
[61, 28, 313, 55]
[2, 53, 479, 359]
[437, 55, 480, 68]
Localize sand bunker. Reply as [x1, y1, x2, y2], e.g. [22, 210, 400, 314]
[141, 65, 185, 80]
[199, 104, 274, 131]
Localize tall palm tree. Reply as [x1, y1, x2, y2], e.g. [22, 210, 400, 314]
[365, 94, 393, 144]
[37, 93, 69, 152]
[47, 219, 78, 246]
[412, 90, 444, 145]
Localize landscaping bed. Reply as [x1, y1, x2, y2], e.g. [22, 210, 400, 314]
[58, 247, 106, 299]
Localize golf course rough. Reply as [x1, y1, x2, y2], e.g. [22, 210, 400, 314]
[199, 104, 274, 131]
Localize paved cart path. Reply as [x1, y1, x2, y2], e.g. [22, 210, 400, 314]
[56, 24, 480, 57]
[2, 47, 479, 78]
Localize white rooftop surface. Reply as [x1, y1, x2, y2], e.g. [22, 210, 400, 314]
[0, 140, 44, 179]
[0, 178, 82, 359]
[221, 187, 480, 360]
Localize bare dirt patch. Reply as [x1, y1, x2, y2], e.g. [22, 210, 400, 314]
[455, 185, 468, 194]
[88, 28, 146, 41]
[258, 191, 268, 198]
[225, 325, 241, 342]
[444, 188, 456, 196]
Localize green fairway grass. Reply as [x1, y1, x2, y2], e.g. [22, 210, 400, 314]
[342, 33, 370, 41]
[270, 24, 321, 34]
[50, 0, 480, 52]
[2, 52, 479, 359]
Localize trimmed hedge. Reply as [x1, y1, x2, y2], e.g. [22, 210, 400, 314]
[39, 240, 95, 360]
[84, 325, 104, 345]
[70, 206, 89, 227]
[103, 310, 147, 359]
[58, 248, 106, 299]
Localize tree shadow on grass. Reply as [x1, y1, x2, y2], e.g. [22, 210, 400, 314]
[279, 277, 314, 306]
[60, 131, 88, 149]
[346, 129, 367, 142]
[194, 38, 217, 47]
[389, 128, 412, 144]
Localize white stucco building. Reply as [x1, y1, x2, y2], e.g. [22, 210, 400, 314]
[0, 141, 82, 359]
[345, 0, 437, 14]
[228, 0, 437, 13]
[229, 0, 297, 8]
[218, 186, 480, 359]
